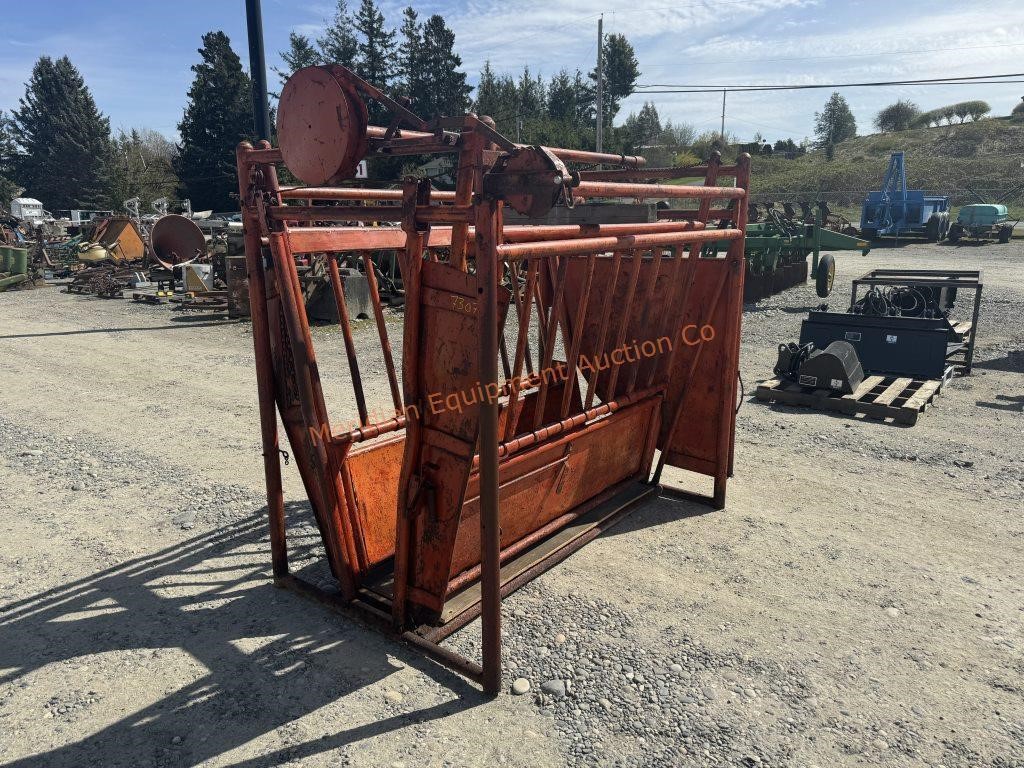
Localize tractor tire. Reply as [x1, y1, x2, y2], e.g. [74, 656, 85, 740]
[948, 224, 963, 243]
[815, 253, 836, 298]
[925, 214, 941, 242]
[998, 225, 1012, 244]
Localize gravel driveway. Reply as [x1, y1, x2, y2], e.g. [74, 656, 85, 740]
[1, 240, 1021, 767]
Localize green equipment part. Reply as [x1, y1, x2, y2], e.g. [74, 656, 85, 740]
[709, 208, 870, 301]
[948, 203, 1017, 243]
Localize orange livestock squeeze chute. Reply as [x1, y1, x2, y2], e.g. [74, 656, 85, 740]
[236, 64, 750, 694]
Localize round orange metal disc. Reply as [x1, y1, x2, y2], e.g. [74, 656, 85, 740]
[277, 65, 368, 186]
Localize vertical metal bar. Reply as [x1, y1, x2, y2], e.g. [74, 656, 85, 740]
[688, 152, 722, 260]
[504, 260, 539, 441]
[584, 250, 622, 409]
[724, 154, 752, 484]
[625, 247, 664, 394]
[392, 180, 432, 629]
[236, 143, 286, 578]
[966, 282, 982, 373]
[475, 195, 502, 696]
[327, 257, 369, 426]
[531, 271, 549, 363]
[644, 245, 686, 389]
[533, 255, 570, 429]
[269, 231, 359, 595]
[507, 260, 535, 376]
[449, 126, 481, 271]
[361, 252, 403, 413]
[812, 205, 822, 278]
[244, 0, 271, 141]
[499, 334, 512, 381]
[560, 252, 597, 418]
[604, 249, 645, 399]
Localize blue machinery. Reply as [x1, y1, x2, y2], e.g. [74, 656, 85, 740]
[860, 152, 950, 241]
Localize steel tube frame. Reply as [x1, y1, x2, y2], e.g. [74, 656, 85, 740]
[236, 66, 751, 694]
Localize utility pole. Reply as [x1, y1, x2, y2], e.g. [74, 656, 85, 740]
[720, 89, 727, 141]
[595, 15, 604, 154]
[245, 0, 272, 141]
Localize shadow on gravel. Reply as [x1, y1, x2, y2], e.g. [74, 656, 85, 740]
[743, 304, 820, 315]
[0, 320, 236, 340]
[0, 505, 483, 767]
[973, 351, 1024, 374]
[600, 492, 718, 539]
[864, 239, 925, 249]
[169, 313, 235, 324]
[975, 394, 1024, 413]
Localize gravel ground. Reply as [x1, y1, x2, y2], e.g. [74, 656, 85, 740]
[0, 241, 1022, 768]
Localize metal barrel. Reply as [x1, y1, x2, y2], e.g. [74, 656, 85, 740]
[11, 248, 29, 276]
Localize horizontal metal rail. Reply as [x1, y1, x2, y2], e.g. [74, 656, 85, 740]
[579, 165, 740, 182]
[279, 222, 715, 254]
[497, 228, 742, 260]
[573, 181, 744, 201]
[279, 187, 458, 202]
[501, 221, 705, 242]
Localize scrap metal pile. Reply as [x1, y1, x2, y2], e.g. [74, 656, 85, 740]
[237, 64, 750, 692]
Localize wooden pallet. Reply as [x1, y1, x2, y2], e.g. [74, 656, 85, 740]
[755, 374, 945, 425]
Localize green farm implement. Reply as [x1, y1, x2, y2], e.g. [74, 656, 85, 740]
[948, 204, 1018, 243]
[708, 208, 870, 302]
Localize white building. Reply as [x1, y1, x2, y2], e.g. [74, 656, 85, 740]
[10, 198, 46, 225]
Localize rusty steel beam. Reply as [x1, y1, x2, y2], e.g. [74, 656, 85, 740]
[497, 228, 741, 260]
[279, 186, 458, 202]
[578, 165, 740, 182]
[573, 181, 744, 200]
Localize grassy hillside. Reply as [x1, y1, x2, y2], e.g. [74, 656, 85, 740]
[746, 118, 1024, 215]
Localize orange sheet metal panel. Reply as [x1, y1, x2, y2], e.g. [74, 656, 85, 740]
[450, 396, 660, 580]
[560, 254, 679, 401]
[346, 435, 405, 568]
[660, 257, 743, 477]
[409, 260, 511, 612]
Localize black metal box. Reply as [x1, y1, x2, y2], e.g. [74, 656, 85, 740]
[799, 312, 952, 379]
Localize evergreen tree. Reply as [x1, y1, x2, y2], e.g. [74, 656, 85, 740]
[547, 70, 577, 125]
[11, 56, 113, 209]
[0, 111, 21, 205]
[516, 67, 545, 117]
[814, 92, 857, 158]
[622, 102, 661, 149]
[274, 32, 322, 89]
[396, 7, 425, 104]
[354, 0, 396, 86]
[417, 15, 471, 118]
[174, 31, 253, 211]
[589, 34, 640, 126]
[318, 0, 358, 67]
[474, 62, 502, 118]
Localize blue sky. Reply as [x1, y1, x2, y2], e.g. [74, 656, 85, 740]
[1, 0, 1022, 144]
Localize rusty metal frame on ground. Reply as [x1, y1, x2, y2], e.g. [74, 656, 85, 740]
[236, 64, 750, 695]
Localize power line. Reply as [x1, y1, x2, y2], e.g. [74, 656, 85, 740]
[642, 41, 1024, 69]
[634, 72, 1024, 93]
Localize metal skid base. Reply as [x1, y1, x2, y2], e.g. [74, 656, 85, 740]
[275, 480, 669, 689]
